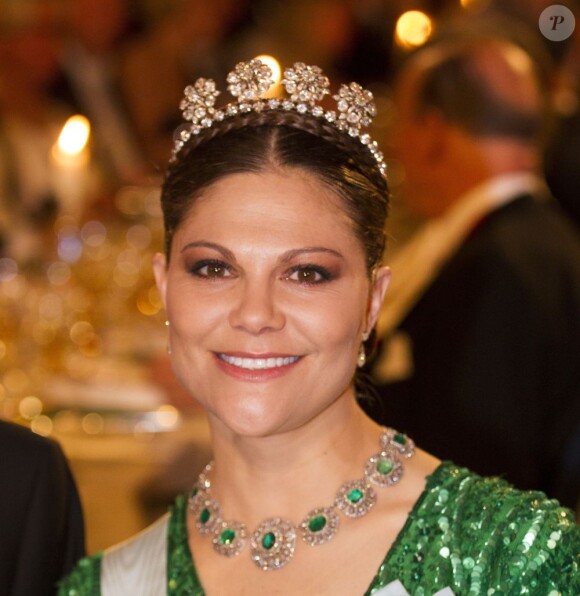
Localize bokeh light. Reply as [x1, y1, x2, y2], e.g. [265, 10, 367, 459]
[460, 0, 491, 9]
[82, 412, 104, 435]
[47, 261, 72, 285]
[395, 11, 433, 49]
[3, 368, 29, 394]
[0, 258, 18, 282]
[153, 405, 180, 430]
[19, 395, 43, 419]
[31, 415, 54, 436]
[81, 220, 108, 246]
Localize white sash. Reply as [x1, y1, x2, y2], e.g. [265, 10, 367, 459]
[101, 513, 169, 596]
[374, 581, 455, 596]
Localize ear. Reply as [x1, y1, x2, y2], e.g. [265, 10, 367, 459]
[366, 266, 391, 331]
[152, 253, 168, 310]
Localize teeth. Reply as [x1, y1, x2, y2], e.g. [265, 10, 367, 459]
[219, 354, 299, 370]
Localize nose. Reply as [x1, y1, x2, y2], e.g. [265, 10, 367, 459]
[228, 277, 285, 335]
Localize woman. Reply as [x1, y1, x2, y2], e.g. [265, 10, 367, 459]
[60, 60, 578, 595]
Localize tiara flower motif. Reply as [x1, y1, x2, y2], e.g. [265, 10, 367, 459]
[282, 63, 330, 104]
[335, 82, 377, 128]
[226, 59, 274, 100]
[172, 59, 386, 177]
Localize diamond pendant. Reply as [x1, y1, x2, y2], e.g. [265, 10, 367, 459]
[250, 518, 297, 570]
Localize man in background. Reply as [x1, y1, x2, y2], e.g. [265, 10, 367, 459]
[368, 27, 580, 511]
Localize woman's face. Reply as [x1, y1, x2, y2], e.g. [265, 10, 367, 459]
[154, 169, 389, 437]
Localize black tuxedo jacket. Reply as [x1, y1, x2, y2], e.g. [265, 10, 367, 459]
[0, 420, 85, 595]
[367, 195, 580, 509]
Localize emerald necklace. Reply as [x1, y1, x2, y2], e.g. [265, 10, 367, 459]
[188, 428, 415, 571]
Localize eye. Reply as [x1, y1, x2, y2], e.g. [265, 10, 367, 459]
[286, 265, 332, 284]
[190, 260, 233, 279]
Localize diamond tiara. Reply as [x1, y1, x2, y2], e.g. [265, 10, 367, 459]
[172, 59, 386, 178]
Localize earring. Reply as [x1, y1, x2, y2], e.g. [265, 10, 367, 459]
[165, 320, 172, 355]
[357, 343, 366, 368]
[357, 330, 370, 368]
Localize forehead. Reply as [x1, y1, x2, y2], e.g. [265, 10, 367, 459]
[182, 169, 355, 234]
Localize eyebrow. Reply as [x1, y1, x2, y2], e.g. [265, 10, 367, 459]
[180, 242, 343, 262]
[181, 241, 235, 260]
[279, 247, 344, 262]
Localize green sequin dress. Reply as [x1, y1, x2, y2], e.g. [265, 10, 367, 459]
[59, 462, 579, 595]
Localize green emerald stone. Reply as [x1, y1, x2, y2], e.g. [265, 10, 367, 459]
[308, 515, 327, 533]
[394, 433, 407, 445]
[347, 488, 364, 503]
[199, 508, 211, 524]
[262, 531, 276, 550]
[377, 458, 394, 475]
[220, 528, 236, 545]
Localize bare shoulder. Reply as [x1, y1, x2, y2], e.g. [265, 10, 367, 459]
[399, 448, 441, 503]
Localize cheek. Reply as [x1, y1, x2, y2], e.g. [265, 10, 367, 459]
[290, 288, 366, 353]
[163, 286, 225, 388]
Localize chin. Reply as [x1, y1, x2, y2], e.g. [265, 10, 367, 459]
[212, 400, 294, 439]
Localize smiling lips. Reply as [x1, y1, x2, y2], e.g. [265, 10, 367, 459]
[218, 354, 300, 370]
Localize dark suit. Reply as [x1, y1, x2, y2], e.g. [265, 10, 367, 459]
[0, 420, 85, 595]
[367, 195, 580, 509]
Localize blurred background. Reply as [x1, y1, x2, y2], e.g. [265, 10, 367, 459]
[1, 0, 578, 553]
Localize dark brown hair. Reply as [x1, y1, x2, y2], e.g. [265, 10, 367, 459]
[160, 110, 389, 274]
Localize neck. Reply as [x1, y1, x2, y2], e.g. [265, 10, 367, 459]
[428, 137, 540, 218]
[205, 401, 382, 526]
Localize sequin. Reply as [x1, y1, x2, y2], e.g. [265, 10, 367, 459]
[364, 463, 579, 595]
[57, 463, 580, 595]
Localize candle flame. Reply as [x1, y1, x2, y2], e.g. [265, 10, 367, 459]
[57, 115, 91, 156]
[255, 54, 282, 86]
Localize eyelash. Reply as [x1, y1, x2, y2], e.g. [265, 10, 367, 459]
[189, 259, 233, 279]
[285, 265, 334, 285]
[188, 260, 334, 285]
